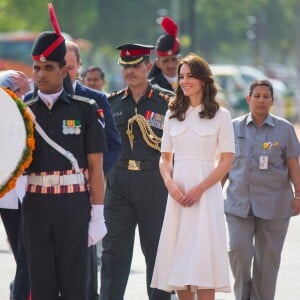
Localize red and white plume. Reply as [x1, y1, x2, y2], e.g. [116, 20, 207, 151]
[161, 16, 178, 37]
[48, 3, 61, 37]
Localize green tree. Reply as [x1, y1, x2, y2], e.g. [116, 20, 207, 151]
[1, 0, 299, 68]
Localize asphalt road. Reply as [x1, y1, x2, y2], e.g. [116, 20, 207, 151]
[1, 216, 300, 300]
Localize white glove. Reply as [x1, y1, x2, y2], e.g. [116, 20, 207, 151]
[88, 204, 107, 247]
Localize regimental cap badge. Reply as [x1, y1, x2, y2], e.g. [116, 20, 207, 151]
[40, 55, 46, 62]
[116, 43, 154, 67]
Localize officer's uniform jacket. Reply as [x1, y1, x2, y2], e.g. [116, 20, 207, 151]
[108, 82, 174, 163]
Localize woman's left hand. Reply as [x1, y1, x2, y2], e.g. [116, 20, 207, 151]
[181, 185, 204, 207]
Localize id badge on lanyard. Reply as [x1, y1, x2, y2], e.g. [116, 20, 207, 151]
[259, 155, 268, 169]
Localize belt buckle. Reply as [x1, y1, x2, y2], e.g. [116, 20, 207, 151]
[43, 174, 60, 187]
[128, 160, 141, 171]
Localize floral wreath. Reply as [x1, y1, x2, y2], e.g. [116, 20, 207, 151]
[0, 88, 35, 198]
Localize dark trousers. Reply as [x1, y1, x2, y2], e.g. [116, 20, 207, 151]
[0, 204, 30, 300]
[22, 192, 90, 300]
[87, 245, 99, 300]
[100, 167, 171, 300]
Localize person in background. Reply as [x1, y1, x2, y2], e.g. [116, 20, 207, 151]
[223, 79, 300, 300]
[100, 43, 173, 300]
[0, 70, 31, 300]
[23, 18, 107, 299]
[148, 16, 181, 92]
[151, 53, 234, 300]
[64, 40, 121, 300]
[81, 66, 107, 92]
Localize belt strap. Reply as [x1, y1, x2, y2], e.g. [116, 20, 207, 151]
[115, 160, 157, 171]
[27, 173, 85, 187]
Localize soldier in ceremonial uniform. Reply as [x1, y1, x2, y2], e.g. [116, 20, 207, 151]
[22, 10, 107, 300]
[100, 44, 173, 300]
[148, 16, 181, 92]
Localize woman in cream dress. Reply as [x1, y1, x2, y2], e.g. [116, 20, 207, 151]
[151, 53, 234, 300]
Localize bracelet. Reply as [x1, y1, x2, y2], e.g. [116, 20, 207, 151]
[294, 196, 300, 200]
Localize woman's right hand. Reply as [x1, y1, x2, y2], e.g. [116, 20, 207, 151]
[165, 179, 186, 204]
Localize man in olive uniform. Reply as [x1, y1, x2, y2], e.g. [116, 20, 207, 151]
[148, 16, 181, 92]
[100, 44, 173, 300]
[22, 22, 107, 300]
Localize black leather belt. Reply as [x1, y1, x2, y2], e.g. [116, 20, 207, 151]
[115, 160, 157, 171]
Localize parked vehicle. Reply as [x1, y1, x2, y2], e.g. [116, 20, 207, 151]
[210, 64, 248, 117]
[0, 31, 91, 78]
[211, 64, 295, 120]
[237, 65, 297, 121]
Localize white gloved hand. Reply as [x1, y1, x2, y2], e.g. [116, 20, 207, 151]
[88, 204, 107, 247]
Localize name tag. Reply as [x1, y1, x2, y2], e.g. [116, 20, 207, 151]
[259, 155, 268, 170]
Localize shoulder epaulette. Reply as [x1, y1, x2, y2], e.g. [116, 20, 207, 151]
[150, 84, 174, 103]
[70, 94, 97, 106]
[108, 89, 125, 99]
[152, 89, 173, 103]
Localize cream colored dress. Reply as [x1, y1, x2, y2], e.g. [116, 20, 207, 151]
[151, 106, 234, 293]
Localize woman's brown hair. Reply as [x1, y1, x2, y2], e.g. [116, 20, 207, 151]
[169, 53, 219, 121]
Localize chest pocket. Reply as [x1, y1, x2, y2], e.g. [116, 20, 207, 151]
[264, 144, 283, 168]
[235, 138, 251, 158]
[191, 125, 217, 138]
[169, 122, 188, 137]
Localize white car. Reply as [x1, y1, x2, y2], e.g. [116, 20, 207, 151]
[210, 64, 249, 117]
[211, 64, 290, 119]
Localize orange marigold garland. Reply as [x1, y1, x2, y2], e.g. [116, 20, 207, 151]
[0, 88, 35, 198]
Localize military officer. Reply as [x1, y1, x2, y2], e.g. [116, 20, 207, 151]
[100, 44, 173, 300]
[22, 16, 107, 300]
[148, 16, 181, 92]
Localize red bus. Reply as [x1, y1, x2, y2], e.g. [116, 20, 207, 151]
[0, 31, 37, 77]
[0, 31, 91, 78]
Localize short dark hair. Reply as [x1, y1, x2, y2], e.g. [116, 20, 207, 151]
[81, 66, 105, 80]
[248, 79, 274, 97]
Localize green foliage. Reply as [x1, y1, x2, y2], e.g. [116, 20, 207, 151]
[0, 0, 299, 69]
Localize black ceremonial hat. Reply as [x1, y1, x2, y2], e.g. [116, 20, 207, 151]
[31, 31, 66, 63]
[156, 16, 180, 56]
[31, 3, 66, 63]
[117, 43, 154, 66]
